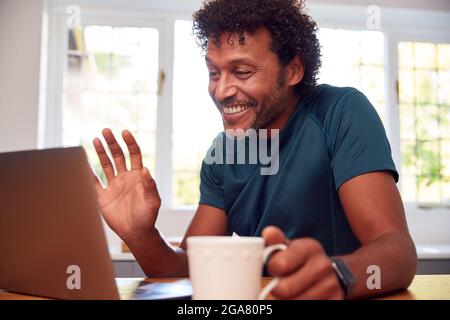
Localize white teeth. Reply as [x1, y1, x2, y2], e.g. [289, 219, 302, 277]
[223, 105, 249, 114]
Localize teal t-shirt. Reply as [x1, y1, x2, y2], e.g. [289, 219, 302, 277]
[199, 84, 399, 256]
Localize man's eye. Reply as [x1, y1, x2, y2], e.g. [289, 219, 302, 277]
[235, 70, 252, 78]
[209, 71, 219, 79]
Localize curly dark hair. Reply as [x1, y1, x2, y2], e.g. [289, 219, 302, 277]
[192, 0, 321, 96]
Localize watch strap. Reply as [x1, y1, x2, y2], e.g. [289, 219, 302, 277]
[330, 257, 356, 299]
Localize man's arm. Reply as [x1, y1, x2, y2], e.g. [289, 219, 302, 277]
[126, 204, 228, 277]
[335, 171, 417, 299]
[264, 171, 417, 299]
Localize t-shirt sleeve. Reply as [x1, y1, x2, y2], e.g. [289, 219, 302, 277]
[329, 89, 399, 190]
[199, 158, 225, 210]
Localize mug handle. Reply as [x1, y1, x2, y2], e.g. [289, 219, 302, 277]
[258, 243, 288, 300]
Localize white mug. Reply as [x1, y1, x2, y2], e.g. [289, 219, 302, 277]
[187, 236, 287, 300]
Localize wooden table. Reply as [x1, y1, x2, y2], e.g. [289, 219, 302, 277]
[1, 275, 449, 300]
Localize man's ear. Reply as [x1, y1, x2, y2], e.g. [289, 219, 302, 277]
[286, 55, 304, 86]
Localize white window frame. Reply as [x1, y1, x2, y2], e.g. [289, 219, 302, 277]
[42, 1, 450, 242]
[389, 30, 450, 207]
[43, 3, 178, 209]
[308, 4, 450, 245]
[310, 4, 450, 206]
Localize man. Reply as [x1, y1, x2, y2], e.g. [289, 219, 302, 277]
[91, 0, 417, 299]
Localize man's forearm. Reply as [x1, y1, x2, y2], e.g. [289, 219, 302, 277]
[338, 232, 417, 299]
[124, 228, 189, 278]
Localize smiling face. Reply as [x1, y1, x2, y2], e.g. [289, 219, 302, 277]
[206, 27, 302, 131]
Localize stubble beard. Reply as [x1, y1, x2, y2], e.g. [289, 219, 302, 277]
[250, 68, 289, 131]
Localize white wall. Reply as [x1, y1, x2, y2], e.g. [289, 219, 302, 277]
[0, 0, 45, 153]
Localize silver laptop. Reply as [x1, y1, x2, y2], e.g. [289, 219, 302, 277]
[0, 147, 192, 300]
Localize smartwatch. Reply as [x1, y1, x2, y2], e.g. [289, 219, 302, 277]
[330, 258, 356, 299]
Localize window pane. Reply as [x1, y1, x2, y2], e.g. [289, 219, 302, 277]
[438, 70, 450, 105]
[400, 104, 416, 141]
[417, 141, 440, 177]
[415, 70, 438, 104]
[438, 44, 450, 69]
[399, 41, 450, 205]
[414, 43, 437, 69]
[418, 179, 441, 203]
[318, 28, 385, 122]
[442, 105, 450, 139]
[360, 31, 384, 65]
[401, 175, 417, 202]
[63, 26, 159, 185]
[399, 69, 415, 103]
[441, 140, 450, 167]
[174, 171, 203, 207]
[401, 140, 418, 176]
[172, 20, 223, 207]
[399, 42, 414, 68]
[415, 105, 440, 140]
[442, 140, 450, 204]
[360, 65, 384, 101]
[84, 26, 113, 53]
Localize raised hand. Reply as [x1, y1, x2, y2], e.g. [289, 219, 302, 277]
[91, 128, 161, 242]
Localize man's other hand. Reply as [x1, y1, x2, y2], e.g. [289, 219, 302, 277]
[262, 226, 345, 300]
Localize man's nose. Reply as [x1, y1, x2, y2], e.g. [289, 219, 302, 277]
[214, 74, 238, 102]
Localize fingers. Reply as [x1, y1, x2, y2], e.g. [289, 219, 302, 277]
[262, 226, 288, 246]
[262, 226, 291, 271]
[271, 251, 335, 299]
[93, 128, 145, 179]
[263, 236, 342, 300]
[292, 275, 344, 300]
[122, 130, 143, 170]
[93, 137, 115, 181]
[102, 128, 127, 173]
[266, 238, 321, 277]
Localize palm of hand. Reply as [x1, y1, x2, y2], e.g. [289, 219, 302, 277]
[97, 169, 157, 240]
